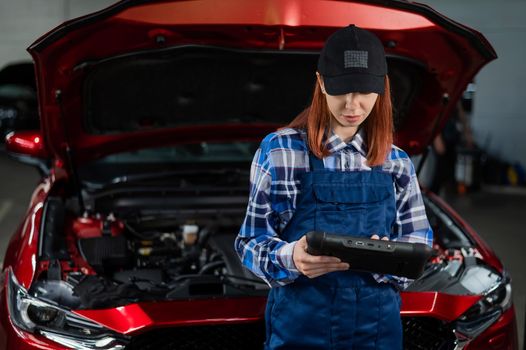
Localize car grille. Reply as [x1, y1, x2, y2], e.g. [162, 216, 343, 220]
[127, 317, 455, 350]
[126, 322, 266, 350]
[403, 317, 456, 350]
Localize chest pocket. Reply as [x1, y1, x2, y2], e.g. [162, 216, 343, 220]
[312, 183, 392, 237]
[313, 183, 391, 206]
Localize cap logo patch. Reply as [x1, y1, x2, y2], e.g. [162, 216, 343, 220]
[344, 50, 368, 68]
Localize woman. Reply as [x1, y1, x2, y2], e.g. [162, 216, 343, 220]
[235, 24, 433, 350]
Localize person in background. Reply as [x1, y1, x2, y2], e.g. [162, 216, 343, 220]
[430, 101, 474, 195]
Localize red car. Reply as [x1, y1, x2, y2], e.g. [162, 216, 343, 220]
[0, 0, 519, 349]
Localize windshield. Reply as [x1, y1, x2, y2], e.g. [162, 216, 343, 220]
[78, 141, 258, 185]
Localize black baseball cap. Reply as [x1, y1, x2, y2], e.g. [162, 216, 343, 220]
[317, 24, 387, 95]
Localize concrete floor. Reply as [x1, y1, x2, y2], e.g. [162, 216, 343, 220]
[0, 150, 524, 348]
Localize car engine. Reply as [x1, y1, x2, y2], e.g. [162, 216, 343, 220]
[31, 195, 267, 310]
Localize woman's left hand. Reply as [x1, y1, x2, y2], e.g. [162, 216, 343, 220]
[370, 234, 389, 241]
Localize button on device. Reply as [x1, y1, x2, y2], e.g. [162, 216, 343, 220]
[356, 241, 364, 246]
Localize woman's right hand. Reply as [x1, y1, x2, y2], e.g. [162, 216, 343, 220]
[292, 235, 350, 278]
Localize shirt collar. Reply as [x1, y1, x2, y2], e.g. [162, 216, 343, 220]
[326, 127, 368, 156]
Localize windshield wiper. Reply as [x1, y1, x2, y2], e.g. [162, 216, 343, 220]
[89, 169, 248, 187]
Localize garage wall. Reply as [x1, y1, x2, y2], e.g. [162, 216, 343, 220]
[418, 0, 526, 168]
[0, 0, 115, 67]
[1, 0, 525, 167]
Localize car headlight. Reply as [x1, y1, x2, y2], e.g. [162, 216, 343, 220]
[6, 269, 129, 349]
[455, 272, 512, 340]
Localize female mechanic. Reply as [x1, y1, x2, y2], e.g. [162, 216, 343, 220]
[235, 24, 433, 350]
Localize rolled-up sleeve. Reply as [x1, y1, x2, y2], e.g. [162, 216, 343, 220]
[235, 137, 300, 288]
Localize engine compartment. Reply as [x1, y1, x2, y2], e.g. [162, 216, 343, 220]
[32, 195, 267, 309]
[29, 191, 503, 311]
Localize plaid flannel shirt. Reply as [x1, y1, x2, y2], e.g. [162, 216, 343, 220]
[235, 127, 433, 289]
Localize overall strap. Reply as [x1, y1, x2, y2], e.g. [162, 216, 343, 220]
[308, 152, 325, 171]
[301, 130, 325, 171]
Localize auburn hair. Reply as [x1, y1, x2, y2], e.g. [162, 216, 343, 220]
[284, 75, 393, 167]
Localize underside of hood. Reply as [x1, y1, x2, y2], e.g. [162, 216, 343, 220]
[28, 0, 496, 164]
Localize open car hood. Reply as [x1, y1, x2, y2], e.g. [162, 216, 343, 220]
[28, 0, 496, 163]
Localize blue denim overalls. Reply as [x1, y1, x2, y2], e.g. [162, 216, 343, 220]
[265, 152, 403, 350]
